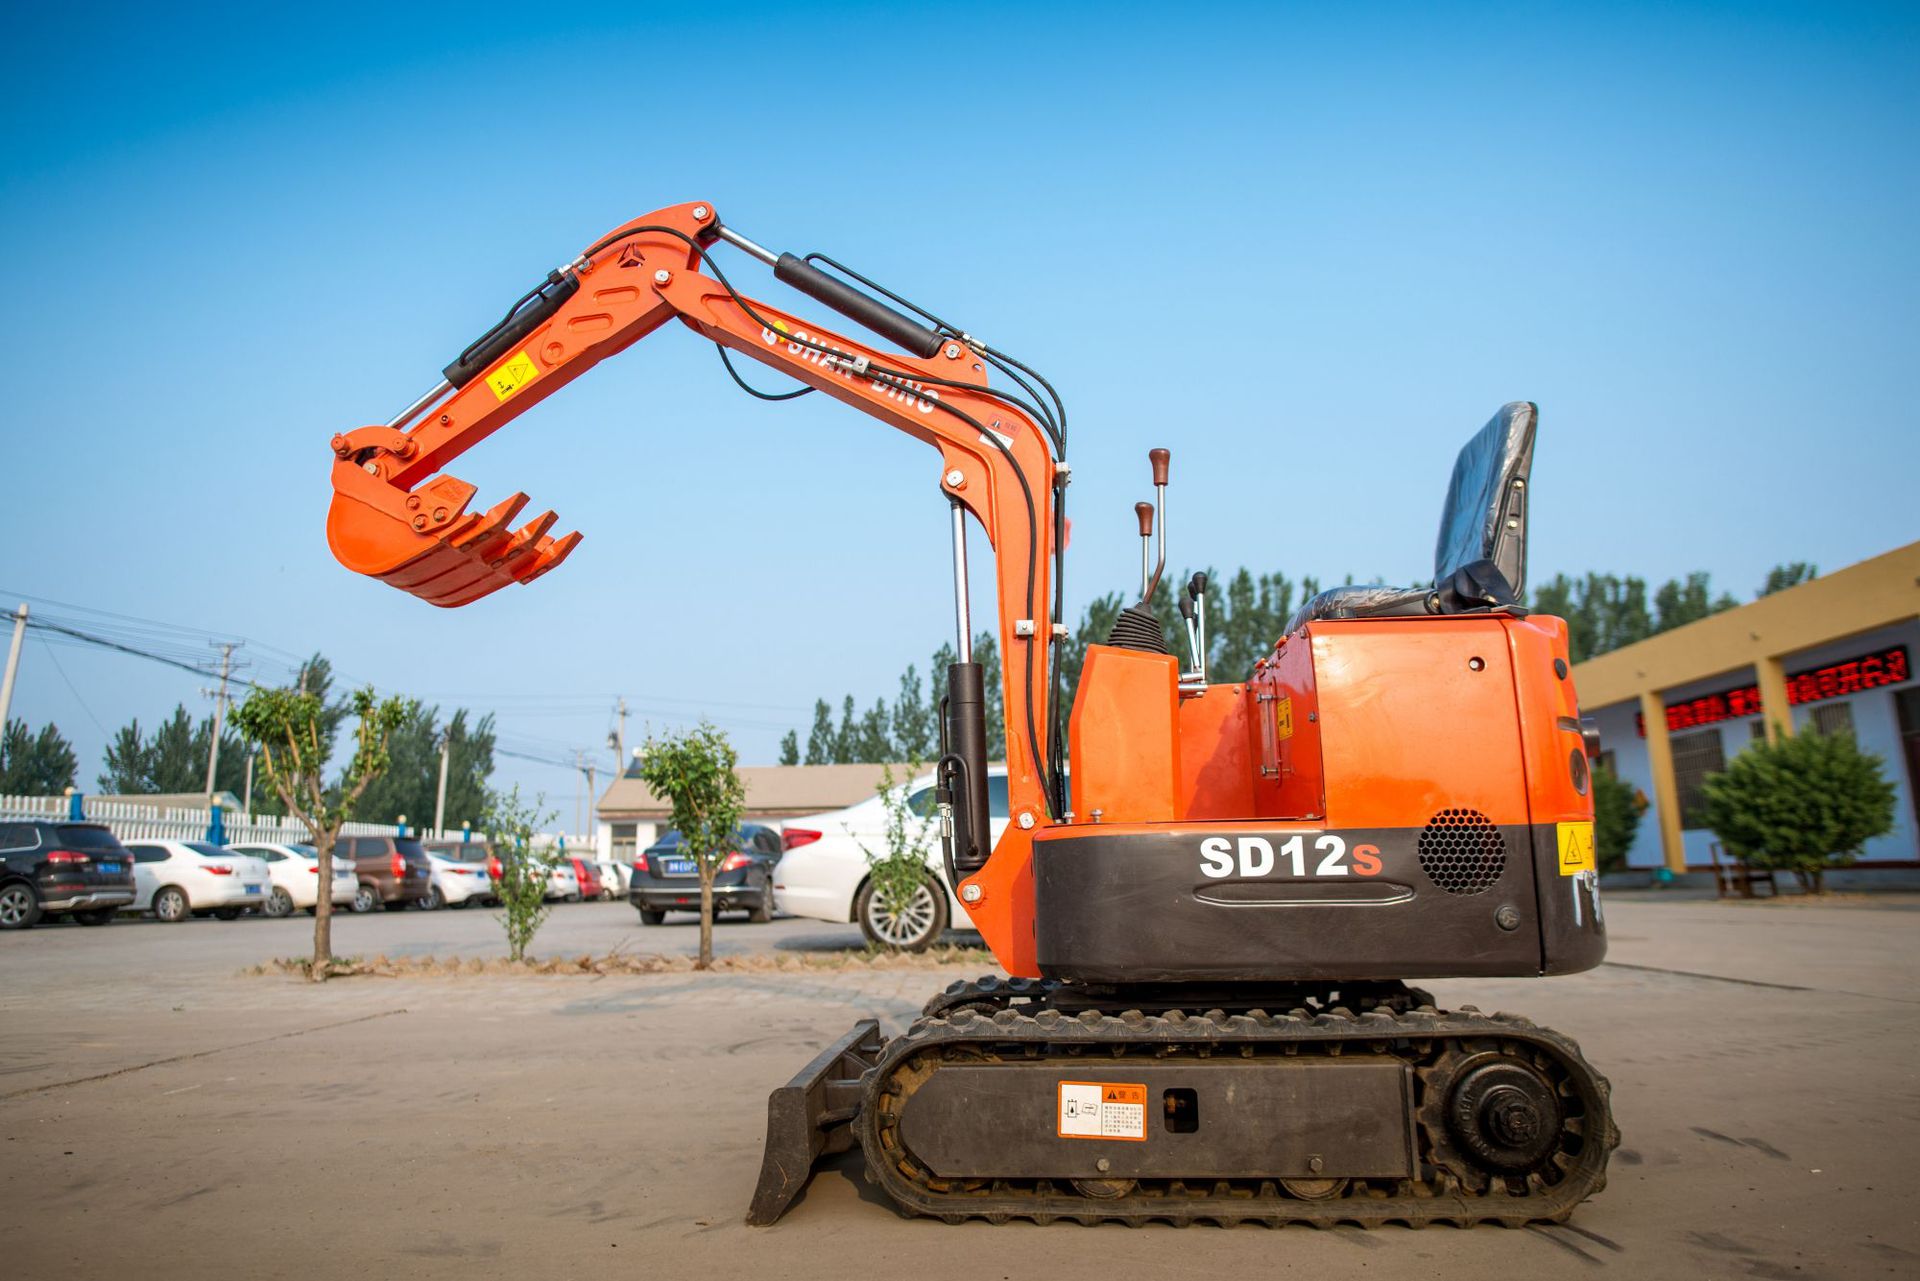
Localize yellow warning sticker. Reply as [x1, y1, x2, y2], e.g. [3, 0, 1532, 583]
[1058, 1081, 1147, 1141]
[1556, 821, 1596, 876]
[1274, 695, 1294, 741]
[486, 349, 541, 402]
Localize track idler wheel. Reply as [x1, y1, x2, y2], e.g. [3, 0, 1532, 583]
[1444, 1056, 1563, 1174]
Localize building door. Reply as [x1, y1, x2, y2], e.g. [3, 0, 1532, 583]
[1896, 688, 1920, 830]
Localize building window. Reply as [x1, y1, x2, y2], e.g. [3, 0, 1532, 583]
[1896, 688, 1920, 830]
[1811, 702, 1855, 737]
[1750, 719, 1768, 743]
[1596, 750, 1616, 777]
[1670, 728, 1726, 830]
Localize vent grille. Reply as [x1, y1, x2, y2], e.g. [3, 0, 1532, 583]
[1417, 808, 1506, 895]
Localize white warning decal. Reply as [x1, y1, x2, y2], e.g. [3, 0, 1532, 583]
[1057, 1080, 1148, 1141]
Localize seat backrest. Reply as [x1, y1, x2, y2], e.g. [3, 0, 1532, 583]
[1432, 401, 1537, 595]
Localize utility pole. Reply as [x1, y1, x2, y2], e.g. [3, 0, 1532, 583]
[585, 760, 597, 839]
[434, 728, 452, 837]
[203, 641, 241, 800]
[612, 696, 628, 772]
[242, 746, 258, 815]
[0, 603, 26, 734]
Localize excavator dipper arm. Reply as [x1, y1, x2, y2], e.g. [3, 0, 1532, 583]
[325, 202, 1059, 974]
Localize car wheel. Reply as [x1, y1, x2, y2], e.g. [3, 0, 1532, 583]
[212, 907, 243, 921]
[749, 876, 774, 924]
[75, 906, 117, 926]
[855, 876, 948, 952]
[153, 886, 190, 923]
[418, 885, 444, 911]
[638, 908, 666, 925]
[264, 887, 295, 918]
[351, 883, 378, 913]
[0, 882, 43, 930]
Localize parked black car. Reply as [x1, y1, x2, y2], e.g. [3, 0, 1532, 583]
[630, 824, 782, 925]
[337, 835, 434, 912]
[0, 821, 136, 929]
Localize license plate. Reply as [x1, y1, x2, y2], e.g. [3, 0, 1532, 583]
[244, 885, 261, 895]
[663, 858, 695, 875]
[97, 862, 121, 874]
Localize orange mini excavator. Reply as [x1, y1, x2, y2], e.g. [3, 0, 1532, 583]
[326, 202, 1617, 1228]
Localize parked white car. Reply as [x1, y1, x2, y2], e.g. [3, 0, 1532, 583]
[123, 840, 272, 922]
[226, 842, 357, 916]
[546, 859, 581, 902]
[773, 767, 1007, 950]
[420, 845, 495, 910]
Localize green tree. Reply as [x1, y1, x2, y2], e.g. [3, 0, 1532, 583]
[96, 704, 246, 795]
[834, 695, 859, 764]
[1699, 729, 1897, 894]
[231, 684, 415, 976]
[1759, 562, 1817, 596]
[349, 704, 496, 830]
[803, 699, 835, 765]
[1652, 572, 1738, 634]
[0, 720, 77, 794]
[777, 729, 801, 766]
[1590, 763, 1645, 875]
[891, 665, 934, 761]
[483, 783, 558, 962]
[853, 698, 890, 762]
[634, 722, 747, 968]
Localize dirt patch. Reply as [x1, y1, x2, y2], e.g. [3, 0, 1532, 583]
[247, 943, 998, 980]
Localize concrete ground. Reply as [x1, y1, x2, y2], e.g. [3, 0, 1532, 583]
[1, 894, 1915, 1280]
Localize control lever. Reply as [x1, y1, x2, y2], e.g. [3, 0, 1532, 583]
[1178, 592, 1200, 672]
[1134, 502, 1155, 602]
[1146, 449, 1169, 601]
[1188, 572, 1209, 683]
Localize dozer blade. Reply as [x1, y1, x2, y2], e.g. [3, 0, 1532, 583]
[326, 464, 581, 608]
[745, 1019, 885, 1226]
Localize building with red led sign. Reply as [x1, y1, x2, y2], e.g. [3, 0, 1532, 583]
[1571, 542, 1920, 878]
[1635, 645, 1910, 736]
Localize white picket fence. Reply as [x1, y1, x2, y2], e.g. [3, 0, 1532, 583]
[0, 793, 405, 846]
[0, 793, 602, 853]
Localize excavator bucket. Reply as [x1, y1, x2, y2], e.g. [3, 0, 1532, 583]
[744, 1019, 884, 1226]
[327, 464, 581, 607]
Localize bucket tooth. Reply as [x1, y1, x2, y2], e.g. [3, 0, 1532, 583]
[327, 452, 582, 606]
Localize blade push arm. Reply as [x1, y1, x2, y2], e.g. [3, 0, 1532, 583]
[324, 202, 1062, 972]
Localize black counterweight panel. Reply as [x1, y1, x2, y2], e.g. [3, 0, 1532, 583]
[1032, 826, 1545, 983]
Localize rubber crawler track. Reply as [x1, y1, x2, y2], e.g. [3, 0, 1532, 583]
[855, 977, 1618, 1228]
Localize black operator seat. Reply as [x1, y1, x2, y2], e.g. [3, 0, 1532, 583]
[1286, 401, 1537, 631]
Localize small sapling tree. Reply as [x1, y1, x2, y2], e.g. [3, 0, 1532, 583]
[485, 784, 558, 962]
[856, 759, 946, 952]
[232, 685, 414, 978]
[634, 722, 745, 969]
[1700, 729, 1897, 893]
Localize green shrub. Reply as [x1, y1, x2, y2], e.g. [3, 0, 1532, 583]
[1699, 729, 1896, 893]
[1590, 763, 1645, 875]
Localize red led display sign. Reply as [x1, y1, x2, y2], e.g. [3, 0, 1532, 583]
[1635, 644, 1909, 737]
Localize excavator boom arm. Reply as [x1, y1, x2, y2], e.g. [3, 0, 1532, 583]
[325, 202, 1059, 973]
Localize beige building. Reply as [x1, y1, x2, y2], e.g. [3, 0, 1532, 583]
[1575, 542, 1920, 874]
[596, 762, 909, 863]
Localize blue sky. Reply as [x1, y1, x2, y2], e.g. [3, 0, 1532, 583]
[1, 1, 1914, 810]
